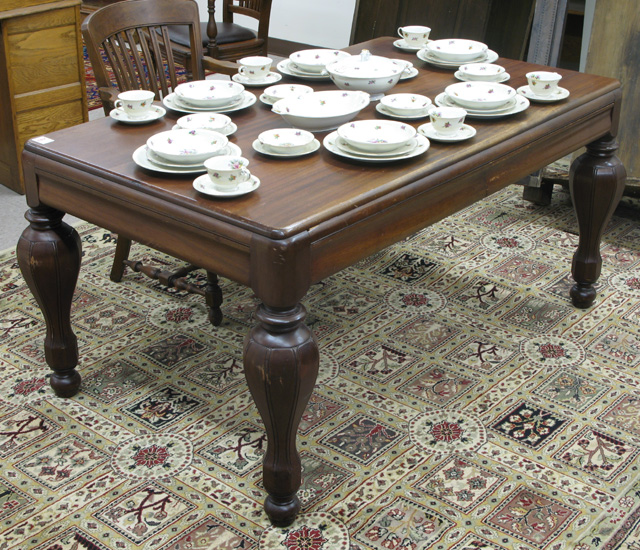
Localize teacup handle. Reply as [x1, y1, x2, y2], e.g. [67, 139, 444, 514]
[397, 27, 405, 39]
[239, 169, 251, 183]
[238, 66, 249, 76]
[114, 99, 124, 109]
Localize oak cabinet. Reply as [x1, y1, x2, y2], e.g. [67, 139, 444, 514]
[0, 0, 88, 194]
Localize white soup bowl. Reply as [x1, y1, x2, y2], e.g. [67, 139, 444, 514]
[445, 81, 516, 110]
[337, 119, 416, 153]
[147, 129, 228, 164]
[174, 80, 245, 108]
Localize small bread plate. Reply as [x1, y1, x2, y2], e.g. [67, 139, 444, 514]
[393, 38, 430, 52]
[435, 92, 530, 118]
[252, 138, 320, 157]
[276, 60, 331, 80]
[232, 72, 282, 86]
[132, 143, 241, 174]
[517, 85, 570, 102]
[375, 103, 429, 120]
[417, 49, 499, 69]
[163, 91, 256, 114]
[323, 132, 430, 162]
[110, 105, 166, 124]
[193, 174, 260, 198]
[418, 122, 476, 142]
[454, 70, 510, 83]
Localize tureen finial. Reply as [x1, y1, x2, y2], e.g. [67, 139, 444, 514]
[360, 49, 371, 62]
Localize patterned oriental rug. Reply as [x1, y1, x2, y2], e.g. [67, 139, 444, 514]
[1, 185, 640, 550]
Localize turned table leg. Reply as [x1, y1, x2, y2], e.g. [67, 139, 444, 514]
[569, 134, 626, 308]
[243, 303, 319, 526]
[16, 206, 82, 397]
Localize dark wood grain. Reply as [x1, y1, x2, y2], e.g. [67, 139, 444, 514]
[19, 36, 624, 526]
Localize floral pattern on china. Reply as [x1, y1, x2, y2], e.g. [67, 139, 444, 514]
[444, 81, 516, 110]
[146, 128, 229, 163]
[337, 119, 416, 153]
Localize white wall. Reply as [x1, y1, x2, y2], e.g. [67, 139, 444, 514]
[194, 0, 357, 48]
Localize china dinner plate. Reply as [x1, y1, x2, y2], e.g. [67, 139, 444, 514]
[454, 70, 510, 83]
[435, 92, 530, 118]
[324, 132, 430, 162]
[163, 91, 256, 113]
[193, 174, 260, 197]
[517, 85, 570, 102]
[132, 143, 241, 173]
[417, 49, 498, 69]
[110, 105, 166, 124]
[276, 60, 331, 80]
[442, 94, 518, 114]
[232, 72, 282, 86]
[375, 103, 429, 120]
[252, 138, 321, 157]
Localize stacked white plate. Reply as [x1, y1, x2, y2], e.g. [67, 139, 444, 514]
[162, 79, 256, 114]
[132, 128, 241, 174]
[323, 119, 430, 162]
[417, 38, 498, 69]
[435, 81, 529, 118]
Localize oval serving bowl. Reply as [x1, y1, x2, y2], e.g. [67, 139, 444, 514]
[337, 119, 417, 153]
[272, 90, 370, 132]
[174, 80, 245, 108]
[445, 81, 516, 110]
[147, 128, 229, 164]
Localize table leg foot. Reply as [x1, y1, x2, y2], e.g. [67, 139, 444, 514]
[569, 134, 626, 308]
[17, 206, 82, 397]
[243, 303, 319, 527]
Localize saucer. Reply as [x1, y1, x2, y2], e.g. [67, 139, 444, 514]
[418, 122, 476, 142]
[417, 49, 498, 69]
[252, 138, 320, 157]
[324, 132, 430, 162]
[375, 103, 429, 120]
[435, 92, 529, 118]
[454, 70, 510, 83]
[163, 91, 256, 113]
[399, 67, 419, 80]
[393, 38, 429, 52]
[517, 85, 570, 102]
[276, 60, 331, 80]
[110, 105, 165, 124]
[172, 122, 238, 136]
[193, 174, 260, 197]
[232, 71, 282, 86]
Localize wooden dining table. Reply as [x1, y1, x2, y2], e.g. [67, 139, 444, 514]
[17, 37, 626, 526]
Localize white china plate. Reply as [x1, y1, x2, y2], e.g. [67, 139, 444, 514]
[517, 85, 570, 102]
[324, 132, 430, 162]
[252, 138, 320, 157]
[443, 94, 517, 114]
[232, 72, 282, 86]
[172, 122, 237, 136]
[418, 122, 476, 142]
[193, 174, 260, 197]
[393, 38, 431, 52]
[163, 91, 256, 113]
[417, 49, 498, 69]
[435, 92, 529, 118]
[399, 67, 419, 80]
[109, 105, 166, 124]
[276, 60, 331, 80]
[132, 143, 241, 173]
[335, 136, 419, 158]
[375, 103, 429, 120]
[454, 70, 510, 83]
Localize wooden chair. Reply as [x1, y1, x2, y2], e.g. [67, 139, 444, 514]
[168, 0, 273, 64]
[82, 0, 239, 325]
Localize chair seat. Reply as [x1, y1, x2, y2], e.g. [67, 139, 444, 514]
[170, 21, 257, 48]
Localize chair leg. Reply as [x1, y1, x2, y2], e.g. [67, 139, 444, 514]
[205, 271, 223, 326]
[110, 236, 132, 282]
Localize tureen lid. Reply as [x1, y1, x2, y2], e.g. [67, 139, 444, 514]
[326, 49, 406, 78]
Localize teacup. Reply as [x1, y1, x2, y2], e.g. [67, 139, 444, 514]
[428, 106, 467, 136]
[526, 71, 562, 97]
[204, 155, 251, 191]
[397, 25, 431, 46]
[114, 90, 155, 118]
[238, 56, 273, 81]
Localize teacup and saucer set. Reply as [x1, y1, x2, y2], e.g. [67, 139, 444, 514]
[109, 90, 166, 124]
[418, 106, 476, 142]
[193, 155, 260, 198]
[393, 25, 431, 51]
[232, 56, 282, 86]
[517, 71, 570, 102]
[252, 128, 320, 157]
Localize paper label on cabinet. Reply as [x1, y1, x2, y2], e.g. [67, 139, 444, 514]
[32, 136, 54, 144]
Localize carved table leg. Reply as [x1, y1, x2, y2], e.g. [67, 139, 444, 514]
[16, 206, 82, 397]
[243, 303, 319, 526]
[569, 134, 626, 308]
